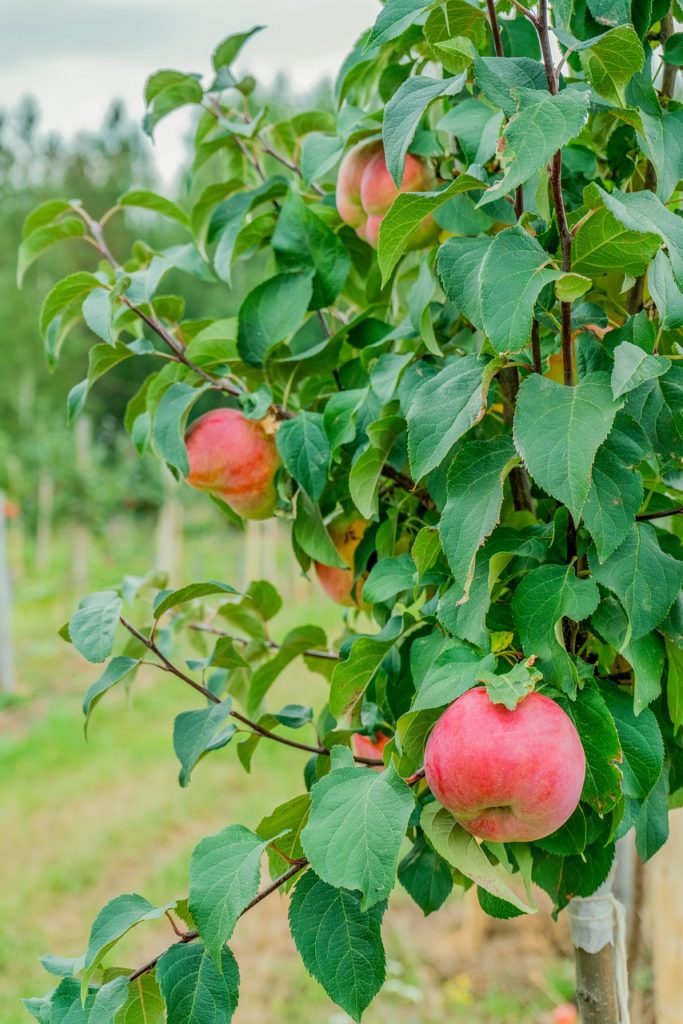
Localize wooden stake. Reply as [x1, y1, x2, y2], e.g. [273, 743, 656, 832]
[0, 491, 16, 694]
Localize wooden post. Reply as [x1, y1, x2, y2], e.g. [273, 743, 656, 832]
[648, 808, 683, 1024]
[0, 491, 16, 694]
[568, 871, 626, 1024]
[155, 467, 183, 585]
[71, 415, 91, 593]
[35, 470, 55, 571]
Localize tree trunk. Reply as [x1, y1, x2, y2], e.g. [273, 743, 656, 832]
[568, 872, 628, 1024]
[648, 809, 683, 1024]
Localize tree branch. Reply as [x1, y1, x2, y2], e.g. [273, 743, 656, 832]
[128, 860, 308, 982]
[188, 622, 340, 661]
[636, 505, 683, 522]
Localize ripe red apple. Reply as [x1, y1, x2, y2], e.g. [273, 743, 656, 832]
[424, 688, 586, 843]
[352, 731, 389, 766]
[185, 408, 280, 520]
[551, 1004, 578, 1024]
[336, 141, 438, 250]
[314, 515, 369, 606]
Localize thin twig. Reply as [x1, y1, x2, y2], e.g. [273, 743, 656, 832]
[188, 622, 340, 661]
[636, 506, 683, 522]
[128, 860, 307, 982]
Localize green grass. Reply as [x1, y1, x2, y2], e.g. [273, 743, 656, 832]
[2, 511, 574, 1023]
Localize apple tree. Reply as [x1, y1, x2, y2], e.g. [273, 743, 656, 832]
[21, 2, 683, 1022]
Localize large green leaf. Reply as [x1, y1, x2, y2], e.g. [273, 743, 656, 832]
[479, 88, 590, 205]
[362, 554, 416, 604]
[398, 835, 453, 915]
[349, 415, 404, 518]
[257, 794, 310, 883]
[173, 699, 236, 786]
[378, 174, 482, 284]
[407, 356, 500, 479]
[602, 686, 663, 800]
[666, 640, 683, 733]
[582, 419, 645, 562]
[153, 581, 239, 617]
[288, 870, 387, 1022]
[589, 524, 683, 640]
[189, 825, 270, 967]
[412, 642, 495, 711]
[474, 56, 548, 118]
[420, 803, 535, 913]
[579, 26, 644, 106]
[439, 437, 518, 593]
[153, 382, 206, 475]
[156, 943, 239, 1024]
[479, 228, 562, 354]
[635, 772, 669, 861]
[70, 591, 122, 665]
[558, 683, 622, 813]
[437, 235, 491, 328]
[571, 207, 660, 277]
[82, 894, 175, 991]
[17, 214, 86, 286]
[301, 763, 414, 909]
[248, 624, 327, 715]
[512, 564, 600, 692]
[115, 974, 165, 1024]
[237, 272, 313, 366]
[272, 193, 350, 308]
[330, 628, 399, 720]
[593, 597, 664, 713]
[276, 412, 330, 501]
[611, 341, 670, 400]
[513, 372, 622, 524]
[82, 656, 140, 735]
[648, 250, 683, 330]
[383, 74, 466, 186]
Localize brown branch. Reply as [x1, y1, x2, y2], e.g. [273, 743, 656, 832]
[636, 505, 683, 522]
[531, 320, 542, 374]
[188, 622, 340, 661]
[485, 0, 504, 56]
[128, 860, 307, 982]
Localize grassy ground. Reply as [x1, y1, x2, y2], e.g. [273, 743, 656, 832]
[2, 507, 578, 1023]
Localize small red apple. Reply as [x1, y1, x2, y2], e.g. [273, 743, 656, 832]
[352, 731, 389, 766]
[185, 408, 280, 520]
[314, 515, 370, 606]
[336, 141, 438, 250]
[424, 688, 586, 843]
[551, 1004, 578, 1024]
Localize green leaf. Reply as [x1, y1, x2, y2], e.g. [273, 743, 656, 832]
[189, 825, 270, 967]
[276, 413, 330, 501]
[437, 235, 491, 327]
[589, 524, 683, 641]
[301, 764, 414, 909]
[478, 659, 543, 711]
[420, 803, 535, 913]
[479, 228, 562, 354]
[579, 26, 644, 106]
[156, 943, 239, 1024]
[153, 382, 206, 475]
[383, 74, 466, 186]
[585, 184, 683, 287]
[272, 193, 350, 308]
[293, 491, 347, 568]
[440, 437, 518, 593]
[114, 974, 164, 1024]
[571, 207, 661, 277]
[437, 98, 502, 164]
[82, 288, 115, 345]
[513, 372, 622, 524]
[378, 174, 482, 284]
[362, 554, 416, 604]
[407, 356, 501, 479]
[474, 56, 548, 118]
[398, 835, 453, 915]
[555, 272, 592, 303]
[70, 591, 122, 665]
[119, 189, 190, 227]
[648, 250, 683, 330]
[558, 683, 622, 813]
[173, 699, 236, 787]
[635, 772, 669, 861]
[412, 641, 495, 711]
[412, 527, 443, 576]
[17, 215, 86, 286]
[512, 564, 600, 692]
[664, 32, 683, 65]
[393, 708, 441, 775]
[330, 632, 397, 720]
[586, 0, 630, 25]
[83, 656, 140, 735]
[153, 580, 239, 618]
[90, 978, 130, 1024]
[83, 894, 175, 991]
[248, 624, 327, 715]
[289, 870, 387, 1022]
[666, 640, 683, 733]
[602, 686, 663, 800]
[611, 341, 670, 399]
[257, 794, 311, 883]
[237, 272, 313, 367]
[349, 414, 404, 519]
[593, 598, 664, 713]
[479, 88, 590, 205]
[39, 271, 101, 337]
[143, 73, 203, 136]
[582, 422, 645, 562]
[212, 26, 264, 70]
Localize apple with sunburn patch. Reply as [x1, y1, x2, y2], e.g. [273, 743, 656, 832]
[185, 407, 280, 520]
[424, 688, 585, 843]
[314, 514, 370, 606]
[336, 140, 439, 250]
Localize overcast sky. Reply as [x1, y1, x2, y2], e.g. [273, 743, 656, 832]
[1, 0, 378, 182]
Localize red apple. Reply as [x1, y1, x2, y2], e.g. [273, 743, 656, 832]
[314, 515, 370, 606]
[352, 731, 389, 766]
[336, 141, 438, 250]
[551, 1004, 578, 1024]
[185, 408, 280, 520]
[424, 688, 586, 843]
